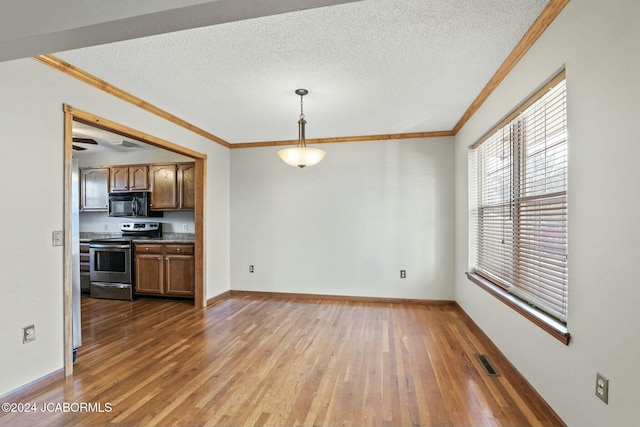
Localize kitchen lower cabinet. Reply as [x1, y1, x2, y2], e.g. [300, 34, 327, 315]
[79, 242, 91, 293]
[135, 243, 194, 298]
[135, 244, 164, 295]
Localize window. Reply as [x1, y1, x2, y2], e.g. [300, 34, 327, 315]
[469, 71, 569, 343]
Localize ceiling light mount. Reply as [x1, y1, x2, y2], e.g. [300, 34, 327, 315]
[278, 88, 325, 168]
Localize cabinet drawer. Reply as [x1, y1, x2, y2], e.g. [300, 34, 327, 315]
[165, 244, 194, 255]
[135, 244, 163, 254]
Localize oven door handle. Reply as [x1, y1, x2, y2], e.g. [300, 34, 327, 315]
[92, 282, 131, 290]
[90, 244, 131, 249]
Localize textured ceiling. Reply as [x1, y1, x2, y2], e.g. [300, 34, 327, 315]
[72, 122, 156, 157]
[2, 0, 363, 61]
[55, 0, 549, 144]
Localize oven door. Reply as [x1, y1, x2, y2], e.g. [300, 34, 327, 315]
[89, 243, 132, 284]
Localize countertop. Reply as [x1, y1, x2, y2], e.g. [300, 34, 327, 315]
[132, 238, 195, 244]
[80, 232, 195, 244]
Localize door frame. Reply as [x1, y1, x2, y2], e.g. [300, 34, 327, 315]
[63, 104, 207, 375]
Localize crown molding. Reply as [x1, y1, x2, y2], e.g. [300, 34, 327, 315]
[230, 130, 455, 149]
[34, 54, 231, 148]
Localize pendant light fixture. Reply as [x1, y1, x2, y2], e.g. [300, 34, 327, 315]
[278, 89, 326, 168]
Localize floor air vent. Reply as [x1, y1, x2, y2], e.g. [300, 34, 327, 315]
[475, 354, 500, 377]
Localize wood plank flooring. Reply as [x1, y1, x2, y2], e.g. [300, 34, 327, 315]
[0, 294, 565, 427]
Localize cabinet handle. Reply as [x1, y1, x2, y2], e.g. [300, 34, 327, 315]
[176, 248, 181, 252]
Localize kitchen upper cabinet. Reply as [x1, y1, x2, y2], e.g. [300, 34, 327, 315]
[149, 162, 195, 210]
[129, 165, 149, 190]
[110, 164, 149, 192]
[178, 163, 196, 210]
[80, 167, 109, 211]
[86, 162, 193, 209]
[135, 243, 194, 297]
[149, 164, 178, 209]
[110, 166, 128, 192]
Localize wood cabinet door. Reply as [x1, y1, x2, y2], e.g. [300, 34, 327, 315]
[178, 163, 196, 210]
[165, 254, 194, 296]
[80, 168, 109, 211]
[135, 254, 164, 295]
[110, 166, 129, 192]
[149, 164, 178, 209]
[128, 165, 149, 190]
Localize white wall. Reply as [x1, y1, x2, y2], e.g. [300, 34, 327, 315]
[231, 138, 455, 300]
[454, 1, 640, 425]
[0, 57, 230, 396]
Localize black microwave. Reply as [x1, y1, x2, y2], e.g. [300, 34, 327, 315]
[108, 192, 158, 217]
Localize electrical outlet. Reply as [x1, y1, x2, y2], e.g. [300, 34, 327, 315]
[596, 373, 609, 404]
[23, 325, 36, 343]
[249, 265, 254, 273]
[182, 224, 188, 231]
[104, 223, 109, 231]
[400, 270, 406, 279]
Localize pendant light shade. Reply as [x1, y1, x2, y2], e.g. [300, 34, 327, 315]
[278, 89, 325, 168]
[278, 146, 326, 168]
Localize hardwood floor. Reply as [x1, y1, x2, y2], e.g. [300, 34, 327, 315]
[0, 294, 565, 427]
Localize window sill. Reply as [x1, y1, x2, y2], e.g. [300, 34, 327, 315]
[466, 272, 571, 345]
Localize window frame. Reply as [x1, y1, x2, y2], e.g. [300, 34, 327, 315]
[468, 71, 570, 345]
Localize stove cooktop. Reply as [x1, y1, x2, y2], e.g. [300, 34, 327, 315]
[89, 222, 162, 245]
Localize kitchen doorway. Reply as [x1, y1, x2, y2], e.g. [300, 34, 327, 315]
[62, 105, 207, 376]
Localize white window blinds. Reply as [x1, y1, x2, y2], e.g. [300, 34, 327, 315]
[471, 72, 568, 322]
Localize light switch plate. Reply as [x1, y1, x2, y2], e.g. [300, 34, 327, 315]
[52, 230, 63, 247]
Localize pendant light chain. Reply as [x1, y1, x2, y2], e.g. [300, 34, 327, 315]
[298, 91, 307, 148]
